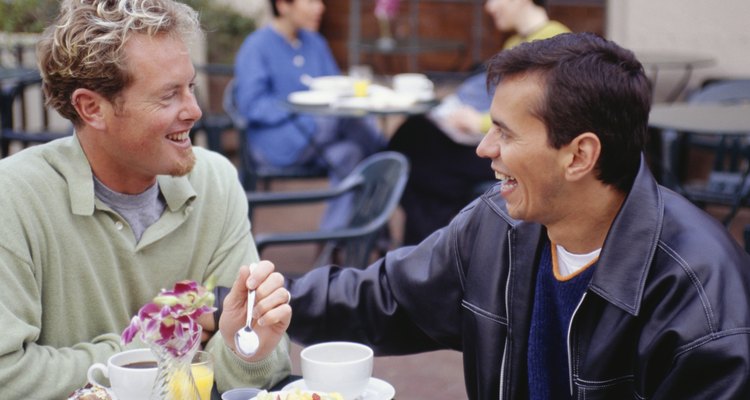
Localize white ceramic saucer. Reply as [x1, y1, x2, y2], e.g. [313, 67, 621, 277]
[281, 377, 395, 400]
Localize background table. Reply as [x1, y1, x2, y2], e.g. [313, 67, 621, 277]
[649, 102, 750, 226]
[637, 51, 715, 102]
[287, 98, 438, 118]
[649, 103, 750, 134]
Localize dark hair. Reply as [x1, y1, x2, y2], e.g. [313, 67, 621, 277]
[533, 0, 547, 8]
[269, 0, 293, 17]
[486, 32, 652, 192]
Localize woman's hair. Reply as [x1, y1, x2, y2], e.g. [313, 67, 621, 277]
[486, 32, 652, 192]
[37, 0, 202, 126]
[269, 0, 294, 17]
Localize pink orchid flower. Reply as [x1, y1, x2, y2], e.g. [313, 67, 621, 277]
[122, 280, 216, 357]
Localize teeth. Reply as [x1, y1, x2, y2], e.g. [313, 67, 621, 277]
[167, 131, 189, 141]
[495, 172, 514, 181]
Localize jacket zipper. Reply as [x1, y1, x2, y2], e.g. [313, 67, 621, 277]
[567, 292, 587, 396]
[499, 231, 514, 400]
[499, 339, 508, 400]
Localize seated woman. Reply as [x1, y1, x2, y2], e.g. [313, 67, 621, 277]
[234, 0, 385, 230]
[388, 0, 570, 244]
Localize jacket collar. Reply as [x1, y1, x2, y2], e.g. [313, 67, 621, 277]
[588, 155, 663, 316]
[57, 135, 196, 216]
[491, 155, 664, 317]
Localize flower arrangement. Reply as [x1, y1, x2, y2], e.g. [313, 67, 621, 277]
[374, 0, 401, 50]
[374, 0, 400, 21]
[122, 280, 216, 358]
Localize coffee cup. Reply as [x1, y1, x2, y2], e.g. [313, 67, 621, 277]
[87, 348, 158, 400]
[392, 73, 434, 100]
[87, 349, 214, 400]
[300, 341, 374, 400]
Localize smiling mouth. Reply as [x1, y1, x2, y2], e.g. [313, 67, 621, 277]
[496, 172, 518, 192]
[166, 131, 190, 142]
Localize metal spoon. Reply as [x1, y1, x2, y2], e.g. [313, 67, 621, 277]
[233, 289, 260, 357]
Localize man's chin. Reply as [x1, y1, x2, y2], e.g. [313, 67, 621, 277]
[169, 150, 196, 177]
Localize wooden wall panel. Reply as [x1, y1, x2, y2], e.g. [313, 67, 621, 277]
[321, 0, 604, 74]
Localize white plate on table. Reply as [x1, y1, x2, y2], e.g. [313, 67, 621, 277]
[309, 75, 355, 95]
[288, 90, 339, 106]
[274, 377, 395, 400]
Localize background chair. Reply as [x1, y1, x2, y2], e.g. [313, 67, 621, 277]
[662, 79, 750, 226]
[223, 78, 328, 192]
[247, 151, 409, 269]
[1, 70, 73, 157]
[188, 64, 235, 154]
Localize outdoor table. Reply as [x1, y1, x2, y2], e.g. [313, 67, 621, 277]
[287, 97, 438, 118]
[648, 102, 750, 225]
[649, 103, 750, 134]
[636, 51, 715, 103]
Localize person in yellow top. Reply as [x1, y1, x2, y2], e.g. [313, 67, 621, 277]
[387, 0, 570, 244]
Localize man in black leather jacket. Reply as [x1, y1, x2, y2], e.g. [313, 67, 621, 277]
[282, 33, 750, 399]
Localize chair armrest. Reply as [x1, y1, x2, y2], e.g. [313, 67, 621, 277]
[255, 220, 383, 252]
[246, 176, 364, 206]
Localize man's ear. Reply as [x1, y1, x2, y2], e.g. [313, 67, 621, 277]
[564, 132, 601, 181]
[71, 88, 107, 130]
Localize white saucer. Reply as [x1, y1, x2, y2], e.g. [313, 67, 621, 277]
[288, 90, 339, 106]
[281, 377, 395, 400]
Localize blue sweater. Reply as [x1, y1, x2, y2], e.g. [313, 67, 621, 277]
[234, 26, 340, 166]
[528, 243, 596, 400]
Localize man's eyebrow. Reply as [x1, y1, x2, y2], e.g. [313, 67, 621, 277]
[492, 117, 512, 132]
[156, 72, 197, 93]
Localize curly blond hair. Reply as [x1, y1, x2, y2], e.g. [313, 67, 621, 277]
[37, 0, 202, 126]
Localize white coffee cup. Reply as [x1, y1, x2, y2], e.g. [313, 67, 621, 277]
[87, 348, 158, 400]
[392, 73, 434, 100]
[301, 342, 374, 400]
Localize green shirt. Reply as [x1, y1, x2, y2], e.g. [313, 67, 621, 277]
[502, 20, 571, 50]
[0, 136, 290, 398]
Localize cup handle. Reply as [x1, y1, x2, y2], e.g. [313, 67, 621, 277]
[87, 363, 110, 388]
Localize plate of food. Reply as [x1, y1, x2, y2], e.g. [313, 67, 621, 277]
[252, 387, 344, 400]
[281, 378, 395, 400]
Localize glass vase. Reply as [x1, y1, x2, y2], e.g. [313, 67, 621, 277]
[149, 329, 202, 400]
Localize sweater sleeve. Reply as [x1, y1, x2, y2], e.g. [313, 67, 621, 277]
[198, 150, 292, 390]
[234, 35, 295, 127]
[0, 243, 127, 398]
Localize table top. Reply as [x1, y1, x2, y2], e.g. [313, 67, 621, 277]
[648, 103, 750, 134]
[287, 97, 438, 118]
[636, 51, 715, 70]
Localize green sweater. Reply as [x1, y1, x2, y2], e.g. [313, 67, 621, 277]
[0, 136, 291, 398]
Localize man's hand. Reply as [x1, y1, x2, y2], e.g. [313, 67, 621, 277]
[219, 261, 291, 361]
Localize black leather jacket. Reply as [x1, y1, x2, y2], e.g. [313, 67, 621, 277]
[287, 159, 750, 399]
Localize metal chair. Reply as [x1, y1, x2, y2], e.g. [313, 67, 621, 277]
[662, 79, 750, 226]
[247, 151, 409, 269]
[188, 64, 235, 154]
[222, 78, 328, 192]
[1, 70, 72, 157]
